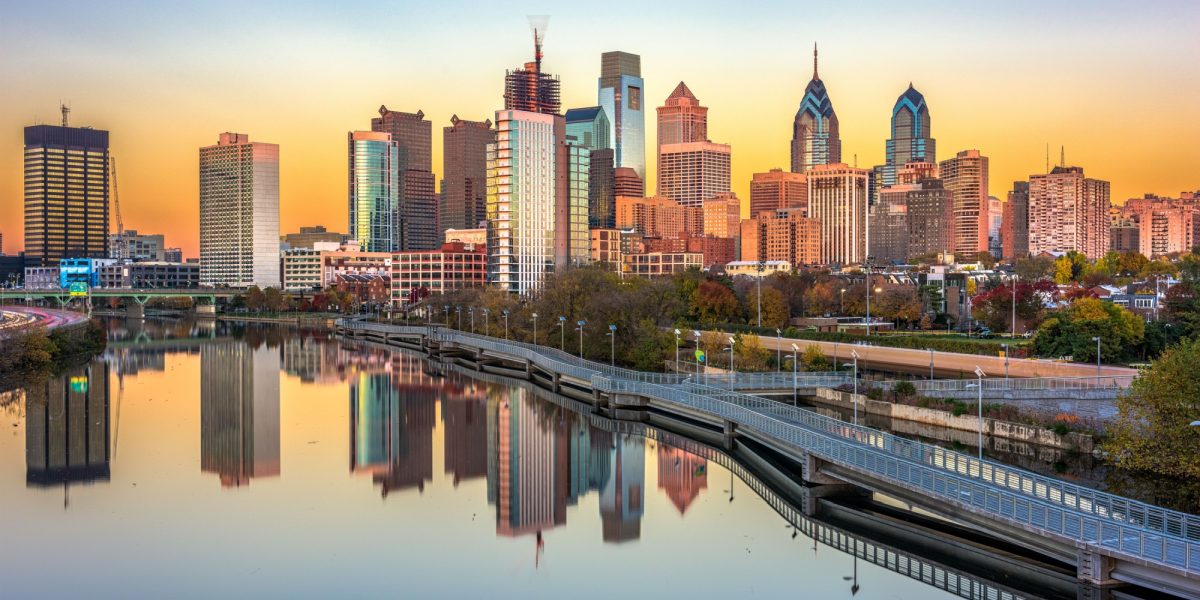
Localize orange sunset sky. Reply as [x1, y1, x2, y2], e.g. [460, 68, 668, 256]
[1, 0, 1198, 258]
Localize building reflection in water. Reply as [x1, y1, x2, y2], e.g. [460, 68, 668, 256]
[657, 445, 708, 515]
[200, 342, 281, 487]
[25, 361, 111, 504]
[349, 353, 435, 495]
[442, 378, 488, 486]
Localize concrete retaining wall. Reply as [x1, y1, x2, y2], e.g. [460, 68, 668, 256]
[813, 388, 1094, 453]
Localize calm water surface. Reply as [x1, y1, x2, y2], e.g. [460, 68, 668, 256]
[0, 319, 974, 599]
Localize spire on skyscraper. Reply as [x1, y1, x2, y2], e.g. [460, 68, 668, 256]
[813, 42, 818, 80]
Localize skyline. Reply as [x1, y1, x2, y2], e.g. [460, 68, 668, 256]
[3, 0, 1199, 257]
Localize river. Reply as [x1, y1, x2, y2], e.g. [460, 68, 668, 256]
[0, 318, 1134, 599]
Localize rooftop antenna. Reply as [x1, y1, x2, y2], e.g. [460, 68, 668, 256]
[1045, 143, 1049, 173]
[1060, 145, 1065, 168]
[528, 15, 550, 74]
[60, 103, 70, 127]
[813, 42, 819, 80]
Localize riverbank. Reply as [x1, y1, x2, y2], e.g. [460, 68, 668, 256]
[0, 319, 107, 391]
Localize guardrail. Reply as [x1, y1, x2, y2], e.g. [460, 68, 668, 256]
[339, 319, 1200, 576]
[887, 375, 1136, 393]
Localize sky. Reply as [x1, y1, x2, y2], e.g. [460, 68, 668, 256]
[1, 0, 1198, 258]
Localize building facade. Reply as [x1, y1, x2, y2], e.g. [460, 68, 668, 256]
[441, 116, 495, 233]
[615, 196, 687, 239]
[791, 45, 841, 173]
[806, 163, 868, 265]
[487, 110, 559, 294]
[348, 130, 401, 252]
[939, 149, 990, 257]
[869, 184, 912, 264]
[24, 124, 110, 266]
[109, 230, 165, 262]
[371, 107, 438, 250]
[198, 133, 280, 288]
[750, 169, 807, 218]
[391, 241, 487, 306]
[882, 84, 935, 186]
[906, 178, 953, 259]
[282, 225, 347, 249]
[613, 167, 645, 198]
[657, 142, 731, 208]
[565, 107, 614, 230]
[281, 242, 391, 291]
[740, 208, 821, 268]
[1002, 181, 1030, 261]
[1028, 166, 1111, 259]
[598, 51, 645, 180]
[623, 252, 702, 278]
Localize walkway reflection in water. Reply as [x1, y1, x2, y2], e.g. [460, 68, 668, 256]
[0, 320, 1064, 599]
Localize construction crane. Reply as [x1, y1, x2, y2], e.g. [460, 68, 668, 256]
[111, 156, 124, 236]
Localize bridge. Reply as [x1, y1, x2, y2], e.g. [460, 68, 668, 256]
[338, 319, 1200, 598]
[0, 288, 241, 318]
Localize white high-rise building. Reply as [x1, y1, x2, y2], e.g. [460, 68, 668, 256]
[806, 163, 869, 265]
[199, 133, 280, 288]
[487, 110, 558, 294]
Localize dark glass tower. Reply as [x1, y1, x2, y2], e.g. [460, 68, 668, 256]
[790, 44, 841, 173]
[883, 84, 936, 186]
[24, 123, 110, 265]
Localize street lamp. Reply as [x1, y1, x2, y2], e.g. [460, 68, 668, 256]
[1092, 336, 1102, 378]
[443, 304, 449, 326]
[775, 328, 782, 372]
[927, 348, 934, 381]
[840, 288, 846, 315]
[608, 324, 617, 366]
[1010, 274, 1018, 338]
[726, 336, 736, 391]
[532, 313, 539, 345]
[674, 328, 681, 373]
[968, 366, 986, 461]
[558, 316, 566, 351]
[576, 320, 586, 358]
[1001, 343, 1010, 380]
[502, 309, 509, 340]
[482, 308, 490, 336]
[468, 307, 475, 332]
[791, 343, 800, 406]
[456, 306, 462, 330]
[850, 350, 860, 425]
[756, 262, 764, 327]
[693, 330, 703, 383]
[864, 259, 874, 337]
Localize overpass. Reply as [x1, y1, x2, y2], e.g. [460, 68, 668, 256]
[338, 320, 1200, 598]
[0, 288, 242, 318]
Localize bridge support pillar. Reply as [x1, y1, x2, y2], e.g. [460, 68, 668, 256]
[552, 372, 561, 394]
[195, 304, 217, 319]
[524, 359, 533, 381]
[1076, 548, 1120, 588]
[723, 420, 738, 450]
[126, 303, 145, 320]
[802, 454, 845, 485]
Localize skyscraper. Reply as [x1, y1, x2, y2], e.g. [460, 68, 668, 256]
[503, 21, 560, 115]
[882, 84, 935, 187]
[905, 177, 953, 259]
[869, 183, 913, 264]
[24, 121, 110, 266]
[791, 45, 841, 173]
[1002, 181, 1030, 261]
[1029, 166, 1111, 259]
[598, 51, 645, 180]
[199, 133, 280, 288]
[740, 207, 821, 267]
[657, 143, 731, 207]
[565, 107, 614, 228]
[939, 149, 990, 257]
[371, 107, 438, 250]
[806, 163, 868, 265]
[657, 82, 707, 149]
[348, 131, 400, 252]
[441, 116, 495, 232]
[613, 167, 645, 198]
[487, 110, 559, 294]
[750, 169, 807, 217]
[557, 136, 590, 268]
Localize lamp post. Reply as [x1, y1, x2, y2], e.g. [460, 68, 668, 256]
[608, 324, 617, 366]
[756, 261, 764, 327]
[726, 336, 736, 391]
[840, 288, 846, 315]
[791, 343, 800, 406]
[577, 320, 586, 358]
[1010, 274, 1018, 338]
[674, 328, 681, 373]
[456, 306, 462, 330]
[558, 316, 566, 351]
[969, 366, 986, 461]
[502, 309, 509, 340]
[1092, 336, 1102, 378]
[775, 328, 782, 372]
[482, 308, 489, 336]
[532, 312, 539, 345]
[468, 307, 475, 332]
[864, 259, 873, 337]
[850, 350, 860, 425]
[443, 304, 449, 326]
[693, 330, 703, 384]
[927, 348, 934, 381]
[1001, 343, 1010, 380]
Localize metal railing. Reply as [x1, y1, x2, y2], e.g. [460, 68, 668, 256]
[886, 375, 1136, 393]
[339, 319, 1200, 575]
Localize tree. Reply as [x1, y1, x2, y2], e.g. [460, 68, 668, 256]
[245, 286, 265, 312]
[875, 286, 922, 328]
[759, 286, 790, 328]
[264, 287, 284, 312]
[692, 280, 740, 324]
[800, 344, 829, 372]
[1015, 255, 1056, 281]
[976, 251, 997, 270]
[1032, 297, 1145, 362]
[1054, 251, 1088, 284]
[733, 334, 771, 372]
[970, 279, 1058, 334]
[1107, 338, 1200, 478]
[892, 380, 917, 400]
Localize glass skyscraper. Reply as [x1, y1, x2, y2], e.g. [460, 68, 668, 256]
[598, 51, 645, 181]
[882, 84, 935, 187]
[487, 110, 558, 294]
[565, 106, 613, 229]
[791, 45, 841, 173]
[348, 131, 401, 252]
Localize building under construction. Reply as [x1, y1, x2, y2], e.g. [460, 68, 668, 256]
[503, 18, 560, 115]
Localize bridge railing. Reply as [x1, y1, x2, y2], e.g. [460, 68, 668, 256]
[342, 319, 1200, 573]
[878, 375, 1135, 394]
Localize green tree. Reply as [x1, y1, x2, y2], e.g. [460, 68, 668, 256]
[1107, 338, 1200, 478]
[759, 286, 790, 328]
[1015, 255, 1056, 281]
[1033, 297, 1144, 362]
[733, 333, 771, 372]
[264, 287, 284, 312]
[800, 344, 829, 371]
[245, 286, 265, 312]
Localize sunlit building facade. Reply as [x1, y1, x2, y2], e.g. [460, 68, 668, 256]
[348, 131, 400, 252]
[791, 45, 841, 173]
[750, 169, 807, 218]
[487, 110, 558, 294]
[1028, 166, 1111, 259]
[598, 51, 645, 180]
[806, 163, 868, 265]
[939, 149, 990, 257]
[199, 132, 280, 288]
[882, 84, 935, 186]
[441, 116, 495, 232]
[372, 107, 438, 250]
[658, 142, 731, 208]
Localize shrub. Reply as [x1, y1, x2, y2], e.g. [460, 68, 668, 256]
[892, 380, 917, 399]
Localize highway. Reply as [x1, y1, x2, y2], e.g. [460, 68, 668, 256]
[0, 306, 90, 336]
[736, 332, 1139, 380]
